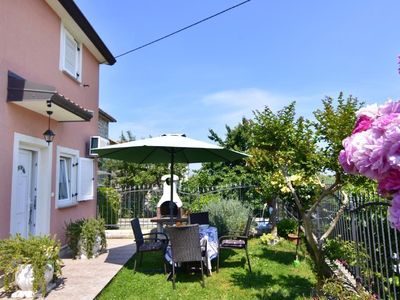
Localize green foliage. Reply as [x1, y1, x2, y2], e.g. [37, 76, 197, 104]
[0, 234, 62, 293]
[187, 193, 220, 213]
[97, 187, 121, 225]
[65, 218, 107, 259]
[204, 199, 252, 236]
[183, 118, 262, 209]
[260, 233, 278, 245]
[277, 218, 298, 238]
[323, 237, 369, 268]
[320, 278, 375, 300]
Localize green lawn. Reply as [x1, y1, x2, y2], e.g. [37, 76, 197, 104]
[96, 239, 316, 300]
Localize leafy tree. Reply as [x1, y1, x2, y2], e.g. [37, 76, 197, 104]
[182, 118, 262, 208]
[248, 94, 371, 282]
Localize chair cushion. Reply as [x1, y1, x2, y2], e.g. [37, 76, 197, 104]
[220, 239, 246, 248]
[139, 241, 163, 251]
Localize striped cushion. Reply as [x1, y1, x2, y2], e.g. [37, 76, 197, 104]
[221, 239, 246, 248]
[139, 241, 163, 251]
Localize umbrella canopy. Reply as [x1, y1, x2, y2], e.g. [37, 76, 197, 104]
[92, 134, 249, 222]
[93, 133, 248, 163]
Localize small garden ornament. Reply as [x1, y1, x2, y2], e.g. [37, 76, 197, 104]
[339, 100, 400, 231]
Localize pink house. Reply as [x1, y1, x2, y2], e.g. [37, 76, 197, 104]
[0, 0, 115, 243]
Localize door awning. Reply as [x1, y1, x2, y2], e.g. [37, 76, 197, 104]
[7, 71, 93, 122]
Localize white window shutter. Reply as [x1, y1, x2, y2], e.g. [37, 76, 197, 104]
[77, 157, 94, 201]
[64, 31, 78, 77]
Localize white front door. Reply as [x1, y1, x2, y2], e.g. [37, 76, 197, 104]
[14, 149, 38, 237]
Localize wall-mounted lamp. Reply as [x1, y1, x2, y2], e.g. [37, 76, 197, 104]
[43, 110, 55, 145]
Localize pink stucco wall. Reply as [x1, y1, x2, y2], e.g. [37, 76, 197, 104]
[0, 1, 101, 243]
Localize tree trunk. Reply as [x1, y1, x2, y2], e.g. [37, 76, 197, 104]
[302, 213, 332, 285]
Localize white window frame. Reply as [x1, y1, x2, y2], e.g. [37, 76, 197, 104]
[56, 146, 79, 208]
[60, 24, 82, 82]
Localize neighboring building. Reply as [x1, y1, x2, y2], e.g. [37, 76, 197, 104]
[0, 0, 115, 243]
[98, 108, 117, 140]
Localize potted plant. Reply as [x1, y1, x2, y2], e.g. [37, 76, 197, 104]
[0, 234, 62, 297]
[65, 218, 107, 259]
[277, 218, 298, 239]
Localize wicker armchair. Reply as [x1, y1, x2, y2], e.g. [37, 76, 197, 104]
[188, 212, 209, 225]
[217, 215, 253, 273]
[131, 218, 168, 273]
[165, 224, 205, 289]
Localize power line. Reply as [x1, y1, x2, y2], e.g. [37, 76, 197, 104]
[114, 0, 251, 60]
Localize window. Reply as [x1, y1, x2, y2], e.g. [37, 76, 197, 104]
[56, 146, 95, 208]
[56, 147, 79, 208]
[58, 157, 70, 202]
[60, 24, 82, 82]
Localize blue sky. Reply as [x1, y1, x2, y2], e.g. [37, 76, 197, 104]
[76, 0, 400, 142]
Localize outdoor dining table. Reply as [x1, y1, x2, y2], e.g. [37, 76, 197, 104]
[165, 225, 219, 274]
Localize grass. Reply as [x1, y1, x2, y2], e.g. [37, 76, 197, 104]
[96, 238, 317, 300]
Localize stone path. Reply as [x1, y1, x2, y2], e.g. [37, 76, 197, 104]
[45, 239, 134, 300]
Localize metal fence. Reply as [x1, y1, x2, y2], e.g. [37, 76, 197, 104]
[293, 192, 400, 300]
[97, 184, 261, 230]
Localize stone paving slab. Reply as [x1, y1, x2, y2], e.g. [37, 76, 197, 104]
[46, 239, 134, 300]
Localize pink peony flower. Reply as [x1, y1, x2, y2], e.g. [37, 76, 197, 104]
[378, 100, 400, 115]
[339, 99, 400, 231]
[378, 169, 400, 195]
[338, 150, 357, 174]
[352, 115, 374, 134]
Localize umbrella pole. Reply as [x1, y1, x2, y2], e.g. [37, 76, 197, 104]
[169, 150, 175, 224]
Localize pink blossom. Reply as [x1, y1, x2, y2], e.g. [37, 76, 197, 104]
[378, 100, 400, 115]
[378, 169, 400, 195]
[339, 99, 400, 231]
[352, 115, 373, 134]
[338, 150, 357, 173]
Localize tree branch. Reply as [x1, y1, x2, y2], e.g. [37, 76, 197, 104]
[308, 181, 341, 214]
[281, 167, 304, 213]
[319, 190, 349, 243]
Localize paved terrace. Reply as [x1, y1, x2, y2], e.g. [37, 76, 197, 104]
[46, 238, 134, 300]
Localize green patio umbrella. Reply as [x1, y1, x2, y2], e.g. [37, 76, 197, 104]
[92, 133, 249, 222]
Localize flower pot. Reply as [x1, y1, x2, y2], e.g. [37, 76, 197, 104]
[78, 235, 103, 259]
[15, 263, 54, 291]
[287, 233, 300, 244]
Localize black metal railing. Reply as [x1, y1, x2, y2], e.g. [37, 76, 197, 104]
[282, 192, 400, 300]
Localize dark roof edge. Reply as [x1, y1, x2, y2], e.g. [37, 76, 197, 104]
[99, 108, 117, 122]
[57, 0, 116, 65]
[52, 94, 93, 121]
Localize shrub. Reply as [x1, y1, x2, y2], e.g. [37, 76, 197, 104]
[204, 199, 252, 236]
[277, 218, 298, 238]
[188, 193, 220, 213]
[65, 218, 107, 259]
[323, 237, 369, 268]
[260, 233, 278, 245]
[0, 234, 62, 293]
[97, 187, 121, 226]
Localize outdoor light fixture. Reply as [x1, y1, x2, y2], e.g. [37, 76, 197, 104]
[43, 110, 55, 145]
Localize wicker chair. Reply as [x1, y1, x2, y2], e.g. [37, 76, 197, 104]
[217, 215, 253, 273]
[188, 212, 209, 225]
[165, 224, 205, 289]
[131, 218, 168, 273]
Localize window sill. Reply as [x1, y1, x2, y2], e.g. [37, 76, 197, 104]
[57, 200, 79, 209]
[61, 70, 82, 84]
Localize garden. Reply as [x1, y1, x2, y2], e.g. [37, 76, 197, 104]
[1, 95, 400, 299]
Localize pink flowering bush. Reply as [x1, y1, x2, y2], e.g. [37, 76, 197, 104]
[339, 100, 400, 231]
